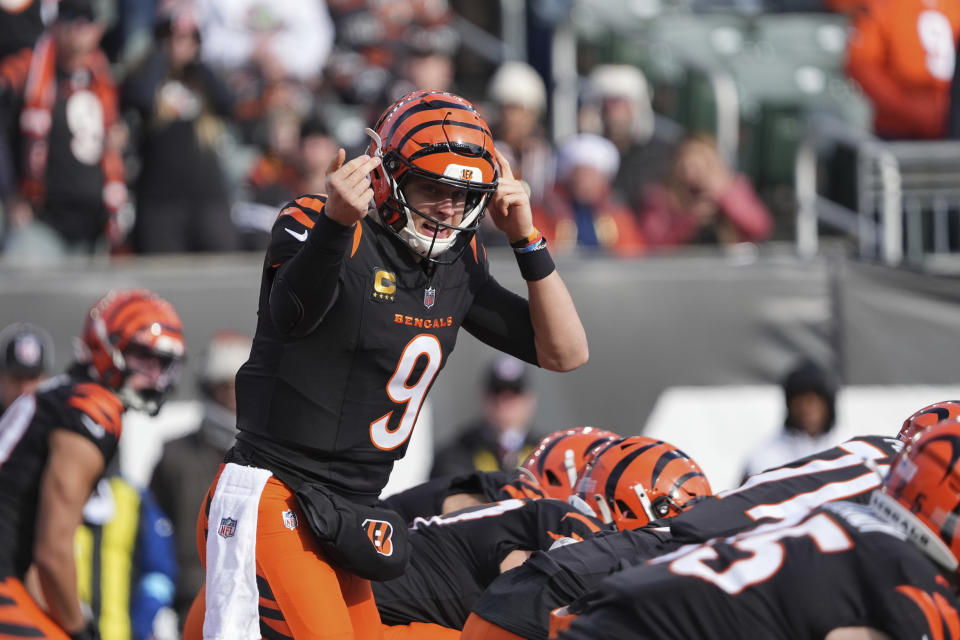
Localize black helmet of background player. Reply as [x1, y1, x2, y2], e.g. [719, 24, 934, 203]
[576, 436, 712, 531]
[366, 90, 499, 264]
[899, 400, 960, 445]
[79, 289, 185, 416]
[782, 358, 837, 436]
[0, 323, 54, 411]
[872, 418, 960, 577]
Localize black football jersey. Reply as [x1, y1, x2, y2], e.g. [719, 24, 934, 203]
[472, 526, 676, 640]
[234, 199, 537, 502]
[669, 435, 903, 543]
[382, 470, 544, 524]
[0, 367, 122, 578]
[561, 502, 960, 640]
[372, 498, 606, 630]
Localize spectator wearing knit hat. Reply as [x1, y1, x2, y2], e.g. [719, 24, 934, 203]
[0, 322, 53, 414]
[531, 133, 645, 256]
[486, 61, 556, 205]
[582, 64, 679, 213]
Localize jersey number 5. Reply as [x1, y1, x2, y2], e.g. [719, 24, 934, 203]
[369, 334, 442, 450]
[667, 513, 852, 595]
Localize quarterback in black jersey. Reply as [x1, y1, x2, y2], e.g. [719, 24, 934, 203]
[192, 90, 588, 640]
[0, 290, 184, 640]
[373, 498, 606, 631]
[560, 421, 960, 640]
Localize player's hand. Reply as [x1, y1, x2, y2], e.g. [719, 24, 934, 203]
[488, 148, 536, 243]
[323, 148, 381, 227]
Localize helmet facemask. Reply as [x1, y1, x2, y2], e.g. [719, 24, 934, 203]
[365, 91, 499, 264]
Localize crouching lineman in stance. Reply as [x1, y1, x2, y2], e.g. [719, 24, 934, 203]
[0, 290, 185, 639]
[558, 419, 960, 639]
[189, 90, 588, 640]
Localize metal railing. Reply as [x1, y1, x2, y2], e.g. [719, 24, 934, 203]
[795, 113, 960, 269]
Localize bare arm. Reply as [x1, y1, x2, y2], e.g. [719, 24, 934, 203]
[824, 628, 893, 640]
[33, 429, 104, 635]
[487, 149, 588, 372]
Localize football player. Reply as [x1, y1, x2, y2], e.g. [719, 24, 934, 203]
[0, 290, 184, 640]
[192, 90, 588, 640]
[373, 497, 606, 632]
[463, 425, 917, 640]
[463, 436, 710, 640]
[382, 426, 619, 523]
[558, 419, 960, 639]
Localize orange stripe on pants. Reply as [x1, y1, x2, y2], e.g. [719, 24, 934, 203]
[0, 577, 72, 639]
[195, 469, 384, 640]
[460, 613, 528, 640]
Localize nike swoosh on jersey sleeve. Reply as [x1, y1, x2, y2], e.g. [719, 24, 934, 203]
[269, 196, 326, 266]
[67, 383, 124, 439]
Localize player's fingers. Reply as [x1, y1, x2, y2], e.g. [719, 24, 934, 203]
[326, 148, 346, 175]
[495, 148, 514, 180]
[338, 154, 382, 185]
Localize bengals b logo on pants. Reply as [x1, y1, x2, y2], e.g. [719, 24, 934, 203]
[362, 518, 394, 556]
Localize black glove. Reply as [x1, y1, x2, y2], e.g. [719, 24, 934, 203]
[68, 621, 100, 640]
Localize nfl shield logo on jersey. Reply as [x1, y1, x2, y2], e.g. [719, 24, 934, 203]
[423, 287, 436, 309]
[218, 517, 237, 539]
[282, 510, 298, 530]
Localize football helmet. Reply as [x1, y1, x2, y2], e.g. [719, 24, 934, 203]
[899, 401, 960, 444]
[366, 90, 498, 262]
[576, 436, 712, 531]
[80, 289, 185, 416]
[520, 426, 620, 501]
[872, 419, 960, 573]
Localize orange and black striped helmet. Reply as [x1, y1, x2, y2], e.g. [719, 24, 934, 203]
[873, 418, 960, 574]
[81, 289, 185, 415]
[899, 401, 960, 444]
[576, 436, 712, 531]
[366, 90, 498, 262]
[520, 426, 621, 501]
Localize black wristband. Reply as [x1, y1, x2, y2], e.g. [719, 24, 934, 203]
[514, 245, 556, 281]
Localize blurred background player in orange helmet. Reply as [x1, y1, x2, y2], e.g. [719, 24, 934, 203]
[0, 289, 184, 640]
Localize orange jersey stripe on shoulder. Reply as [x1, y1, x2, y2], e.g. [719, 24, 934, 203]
[278, 206, 315, 230]
[68, 383, 124, 439]
[350, 223, 363, 258]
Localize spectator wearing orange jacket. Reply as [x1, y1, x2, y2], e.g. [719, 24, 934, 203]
[846, 0, 960, 139]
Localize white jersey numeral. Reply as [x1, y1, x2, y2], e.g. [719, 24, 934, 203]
[369, 334, 442, 450]
[0, 394, 37, 467]
[667, 513, 852, 595]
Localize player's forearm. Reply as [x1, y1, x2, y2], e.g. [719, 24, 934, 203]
[270, 211, 353, 336]
[527, 271, 588, 372]
[33, 543, 86, 633]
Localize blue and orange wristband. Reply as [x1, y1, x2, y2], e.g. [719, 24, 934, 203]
[510, 228, 555, 281]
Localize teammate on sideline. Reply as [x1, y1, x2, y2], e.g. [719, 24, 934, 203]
[0, 290, 185, 640]
[190, 90, 588, 640]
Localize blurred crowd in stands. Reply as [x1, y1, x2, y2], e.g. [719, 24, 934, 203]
[0, 0, 957, 262]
